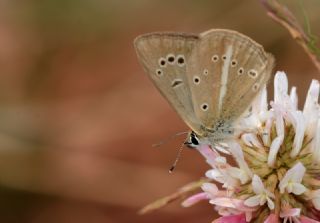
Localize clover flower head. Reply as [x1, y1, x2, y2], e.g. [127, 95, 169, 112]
[183, 72, 320, 223]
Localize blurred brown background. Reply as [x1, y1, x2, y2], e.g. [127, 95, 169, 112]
[0, 0, 319, 222]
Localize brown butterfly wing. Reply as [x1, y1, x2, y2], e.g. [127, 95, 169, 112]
[187, 29, 275, 133]
[134, 32, 204, 134]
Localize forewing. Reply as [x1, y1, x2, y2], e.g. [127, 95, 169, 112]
[134, 32, 202, 132]
[187, 29, 275, 129]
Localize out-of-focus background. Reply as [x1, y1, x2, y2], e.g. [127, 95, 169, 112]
[0, 0, 319, 222]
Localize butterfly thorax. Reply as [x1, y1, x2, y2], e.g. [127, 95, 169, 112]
[185, 120, 234, 148]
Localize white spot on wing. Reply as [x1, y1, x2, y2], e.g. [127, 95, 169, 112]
[218, 46, 233, 111]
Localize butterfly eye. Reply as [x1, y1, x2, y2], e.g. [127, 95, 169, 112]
[190, 134, 199, 146]
[237, 67, 244, 75]
[248, 69, 258, 79]
[212, 55, 219, 62]
[231, 59, 237, 67]
[156, 69, 163, 76]
[159, 58, 166, 67]
[185, 133, 199, 148]
[176, 55, 185, 67]
[193, 76, 200, 84]
[201, 103, 209, 111]
[166, 54, 175, 64]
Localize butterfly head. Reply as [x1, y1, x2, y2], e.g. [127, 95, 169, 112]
[184, 131, 200, 148]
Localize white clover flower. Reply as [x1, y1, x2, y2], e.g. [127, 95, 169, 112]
[278, 162, 307, 195]
[244, 175, 275, 210]
[183, 72, 320, 222]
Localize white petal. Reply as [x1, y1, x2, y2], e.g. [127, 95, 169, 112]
[214, 145, 231, 154]
[290, 111, 306, 158]
[228, 142, 253, 178]
[228, 167, 249, 184]
[259, 195, 267, 205]
[215, 156, 227, 164]
[290, 87, 298, 109]
[252, 85, 268, 114]
[312, 197, 320, 210]
[252, 175, 264, 194]
[262, 117, 273, 146]
[292, 183, 307, 195]
[268, 135, 284, 167]
[303, 79, 320, 117]
[241, 133, 263, 149]
[290, 162, 306, 183]
[274, 71, 288, 104]
[244, 195, 261, 207]
[266, 197, 275, 210]
[312, 121, 320, 163]
[279, 162, 306, 194]
[201, 183, 218, 196]
[205, 169, 224, 183]
[275, 106, 285, 137]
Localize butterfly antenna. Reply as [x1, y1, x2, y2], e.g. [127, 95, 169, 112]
[152, 131, 189, 147]
[169, 142, 185, 173]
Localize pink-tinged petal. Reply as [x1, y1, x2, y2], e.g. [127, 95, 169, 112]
[212, 213, 247, 223]
[300, 215, 320, 223]
[181, 192, 208, 207]
[268, 135, 284, 167]
[210, 197, 237, 208]
[290, 87, 298, 110]
[197, 145, 219, 167]
[274, 71, 288, 104]
[264, 214, 279, 223]
[210, 198, 256, 212]
[280, 208, 301, 218]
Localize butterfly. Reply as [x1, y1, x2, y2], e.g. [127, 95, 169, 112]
[134, 29, 275, 149]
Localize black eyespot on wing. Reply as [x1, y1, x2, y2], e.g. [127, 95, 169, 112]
[177, 57, 184, 64]
[171, 79, 183, 88]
